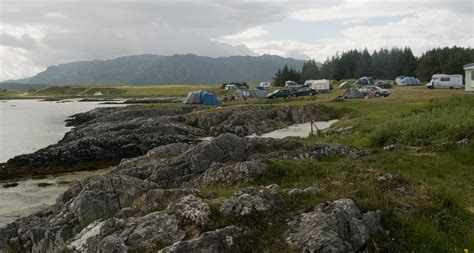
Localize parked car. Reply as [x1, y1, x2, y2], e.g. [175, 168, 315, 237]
[267, 89, 293, 99]
[375, 80, 393, 89]
[359, 86, 390, 97]
[292, 86, 318, 97]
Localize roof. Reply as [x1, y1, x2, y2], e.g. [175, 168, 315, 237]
[432, 74, 462, 78]
[464, 63, 474, 70]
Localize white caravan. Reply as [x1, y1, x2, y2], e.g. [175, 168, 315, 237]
[464, 63, 474, 92]
[304, 79, 331, 93]
[426, 74, 463, 89]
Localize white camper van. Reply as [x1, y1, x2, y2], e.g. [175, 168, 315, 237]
[259, 82, 272, 88]
[426, 74, 463, 89]
[304, 79, 331, 93]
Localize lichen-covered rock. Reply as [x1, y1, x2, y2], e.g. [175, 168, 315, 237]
[285, 198, 383, 253]
[133, 188, 200, 213]
[167, 195, 210, 226]
[67, 211, 185, 252]
[159, 226, 243, 253]
[220, 186, 277, 216]
[191, 161, 268, 186]
[0, 174, 158, 253]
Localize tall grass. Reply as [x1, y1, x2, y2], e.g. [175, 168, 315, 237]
[370, 96, 474, 146]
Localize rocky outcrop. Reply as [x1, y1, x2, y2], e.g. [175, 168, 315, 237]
[67, 212, 185, 252]
[285, 199, 383, 253]
[220, 186, 279, 216]
[0, 175, 158, 252]
[191, 161, 268, 186]
[167, 195, 211, 226]
[0, 133, 374, 253]
[159, 226, 243, 253]
[1, 103, 338, 180]
[180, 104, 332, 137]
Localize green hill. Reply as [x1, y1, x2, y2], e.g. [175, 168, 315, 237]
[12, 54, 307, 85]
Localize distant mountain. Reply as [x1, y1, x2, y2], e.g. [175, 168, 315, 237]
[11, 54, 309, 85]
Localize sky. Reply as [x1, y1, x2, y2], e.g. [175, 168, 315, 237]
[0, 0, 473, 80]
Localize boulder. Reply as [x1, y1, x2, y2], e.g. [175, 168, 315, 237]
[285, 199, 383, 253]
[159, 226, 243, 253]
[67, 211, 185, 252]
[220, 187, 277, 216]
[191, 161, 268, 186]
[167, 195, 211, 226]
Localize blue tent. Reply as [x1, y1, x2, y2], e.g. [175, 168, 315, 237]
[184, 90, 220, 105]
[355, 76, 375, 85]
[199, 91, 220, 105]
[400, 77, 421, 86]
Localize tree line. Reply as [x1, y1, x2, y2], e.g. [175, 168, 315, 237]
[273, 46, 473, 86]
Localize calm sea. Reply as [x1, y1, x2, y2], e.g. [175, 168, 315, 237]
[0, 99, 120, 163]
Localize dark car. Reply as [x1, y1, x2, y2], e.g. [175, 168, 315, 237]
[267, 89, 293, 99]
[359, 86, 390, 97]
[375, 80, 394, 89]
[292, 86, 318, 97]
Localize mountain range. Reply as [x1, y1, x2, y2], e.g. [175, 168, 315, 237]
[10, 54, 308, 85]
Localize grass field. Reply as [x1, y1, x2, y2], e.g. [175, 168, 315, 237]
[0, 84, 224, 99]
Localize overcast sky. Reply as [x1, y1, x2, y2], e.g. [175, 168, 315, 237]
[1, 0, 473, 80]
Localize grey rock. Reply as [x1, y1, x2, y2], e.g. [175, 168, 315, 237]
[287, 188, 303, 196]
[159, 226, 243, 253]
[286, 198, 383, 253]
[133, 188, 200, 214]
[220, 187, 277, 216]
[192, 161, 268, 186]
[167, 195, 211, 226]
[303, 187, 320, 195]
[67, 211, 185, 252]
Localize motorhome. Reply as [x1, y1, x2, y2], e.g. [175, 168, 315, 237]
[426, 74, 463, 89]
[304, 79, 331, 93]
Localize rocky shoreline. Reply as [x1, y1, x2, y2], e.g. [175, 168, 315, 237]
[0, 133, 383, 252]
[0, 103, 387, 252]
[0, 103, 339, 180]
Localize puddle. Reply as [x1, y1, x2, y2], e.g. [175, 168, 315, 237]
[248, 120, 338, 139]
[0, 168, 111, 227]
[200, 120, 338, 141]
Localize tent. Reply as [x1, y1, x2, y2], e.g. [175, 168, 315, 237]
[339, 81, 350, 89]
[234, 89, 268, 100]
[355, 76, 375, 85]
[343, 87, 364, 99]
[184, 90, 220, 105]
[399, 76, 421, 86]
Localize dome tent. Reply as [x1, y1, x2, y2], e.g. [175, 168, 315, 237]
[355, 76, 375, 85]
[184, 90, 220, 105]
[343, 87, 364, 99]
[400, 77, 421, 86]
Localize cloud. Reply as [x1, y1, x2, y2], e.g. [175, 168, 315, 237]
[238, 8, 473, 61]
[221, 26, 268, 40]
[291, 0, 470, 22]
[0, 1, 288, 80]
[0, 33, 38, 50]
[0, 0, 472, 80]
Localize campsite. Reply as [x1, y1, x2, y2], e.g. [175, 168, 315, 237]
[0, 47, 473, 253]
